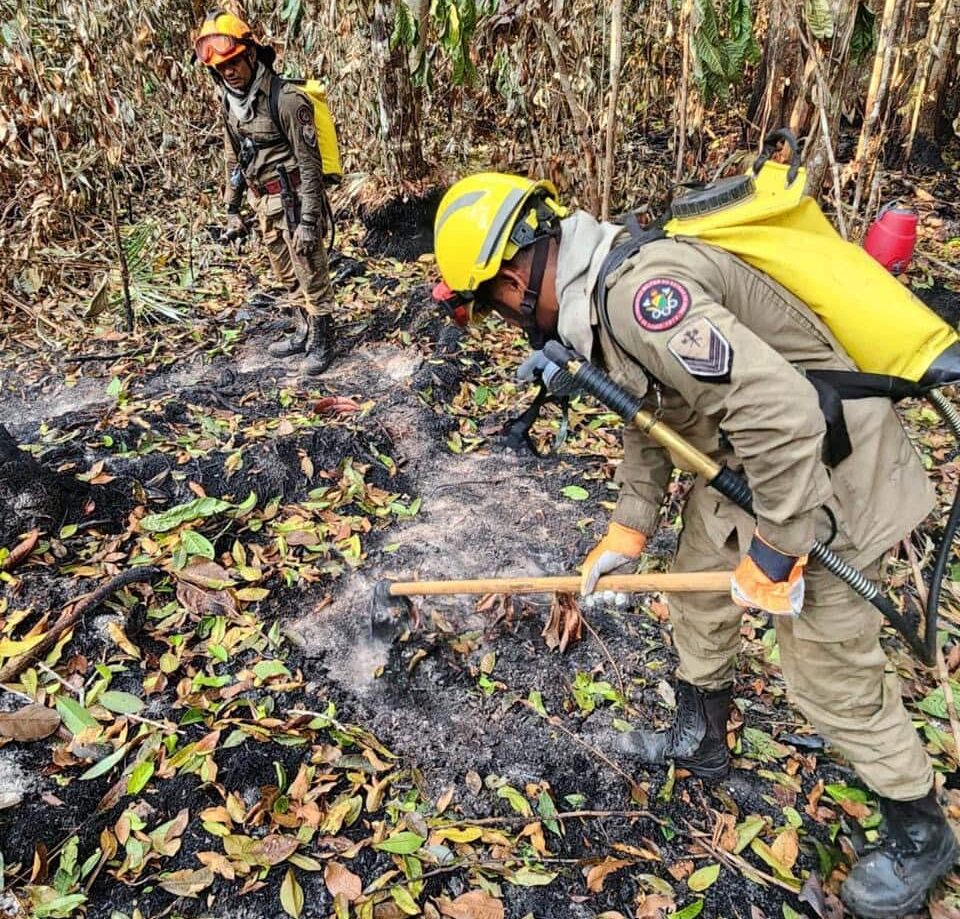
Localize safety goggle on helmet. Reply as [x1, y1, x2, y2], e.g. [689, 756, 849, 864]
[193, 11, 255, 66]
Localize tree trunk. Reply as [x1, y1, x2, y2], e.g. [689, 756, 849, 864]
[369, 0, 427, 182]
[404, 0, 430, 77]
[746, 2, 803, 142]
[784, 0, 859, 198]
[907, 0, 959, 152]
[850, 0, 905, 225]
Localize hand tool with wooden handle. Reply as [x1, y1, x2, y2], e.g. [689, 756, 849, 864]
[369, 571, 732, 641]
[542, 340, 933, 663]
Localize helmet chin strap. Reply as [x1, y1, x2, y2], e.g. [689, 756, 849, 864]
[519, 235, 553, 348]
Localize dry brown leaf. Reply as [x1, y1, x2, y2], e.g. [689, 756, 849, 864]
[437, 889, 505, 919]
[667, 859, 694, 880]
[158, 866, 214, 897]
[634, 893, 675, 918]
[197, 850, 236, 881]
[176, 579, 237, 618]
[717, 812, 738, 852]
[836, 798, 871, 820]
[314, 396, 362, 415]
[435, 786, 455, 814]
[541, 592, 583, 652]
[0, 704, 61, 742]
[771, 828, 799, 871]
[175, 560, 235, 589]
[324, 861, 362, 901]
[585, 857, 632, 892]
[249, 834, 299, 866]
[3, 529, 39, 571]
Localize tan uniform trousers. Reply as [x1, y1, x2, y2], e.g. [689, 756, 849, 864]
[256, 200, 334, 319]
[670, 488, 933, 801]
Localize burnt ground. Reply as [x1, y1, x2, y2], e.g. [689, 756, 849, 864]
[1, 182, 960, 919]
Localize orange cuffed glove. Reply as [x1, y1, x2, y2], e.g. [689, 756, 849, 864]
[731, 531, 808, 616]
[580, 522, 648, 596]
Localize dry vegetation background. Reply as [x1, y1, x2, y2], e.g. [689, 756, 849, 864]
[0, 0, 957, 332]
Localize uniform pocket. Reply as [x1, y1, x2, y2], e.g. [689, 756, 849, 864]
[688, 481, 753, 554]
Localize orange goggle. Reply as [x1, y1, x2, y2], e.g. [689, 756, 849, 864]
[195, 33, 244, 64]
[432, 281, 479, 327]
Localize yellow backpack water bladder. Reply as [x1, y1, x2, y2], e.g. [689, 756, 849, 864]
[597, 129, 960, 396]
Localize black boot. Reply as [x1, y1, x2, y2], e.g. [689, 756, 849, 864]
[617, 681, 731, 780]
[268, 309, 308, 358]
[841, 788, 958, 919]
[300, 315, 334, 376]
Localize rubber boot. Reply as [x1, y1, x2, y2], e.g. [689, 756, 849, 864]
[841, 788, 958, 919]
[268, 309, 307, 358]
[617, 681, 731, 780]
[300, 315, 334, 376]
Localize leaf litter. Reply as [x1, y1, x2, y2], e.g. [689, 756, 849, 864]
[0, 195, 959, 919]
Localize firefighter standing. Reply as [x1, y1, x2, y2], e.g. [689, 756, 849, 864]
[432, 173, 958, 919]
[194, 11, 335, 376]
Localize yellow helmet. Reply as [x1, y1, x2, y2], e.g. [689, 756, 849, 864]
[433, 173, 567, 296]
[194, 11, 256, 66]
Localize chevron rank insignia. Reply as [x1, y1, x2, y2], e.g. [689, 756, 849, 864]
[667, 317, 732, 383]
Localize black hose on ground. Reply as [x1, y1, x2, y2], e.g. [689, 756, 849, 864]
[925, 388, 960, 661]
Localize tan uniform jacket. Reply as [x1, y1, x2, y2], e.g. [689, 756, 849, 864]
[596, 236, 935, 563]
[223, 68, 325, 227]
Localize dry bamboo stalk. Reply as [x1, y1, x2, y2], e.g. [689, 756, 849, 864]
[601, 0, 623, 220]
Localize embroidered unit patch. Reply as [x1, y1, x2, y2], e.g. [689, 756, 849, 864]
[667, 317, 733, 383]
[632, 278, 690, 332]
[296, 105, 313, 126]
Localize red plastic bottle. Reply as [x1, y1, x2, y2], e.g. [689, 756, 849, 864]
[863, 202, 917, 275]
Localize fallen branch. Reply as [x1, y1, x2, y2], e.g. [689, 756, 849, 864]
[0, 567, 162, 683]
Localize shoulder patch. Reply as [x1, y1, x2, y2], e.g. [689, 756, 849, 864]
[632, 278, 690, 332]
[667, 317, 733, 383]
[296, 105, 313, 126]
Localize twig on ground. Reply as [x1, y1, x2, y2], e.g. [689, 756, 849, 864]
[0, 567, 162, 683]
[432, 808, 653, 827]
[921, 252, 960, 280]
[524, 703, 647, 800]
[684, 820, 802, 894]
[579, 613, 631, 714]
[64, 349, 148, 363]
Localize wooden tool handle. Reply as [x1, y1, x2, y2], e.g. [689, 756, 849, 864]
[387, 571, 732, 597]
